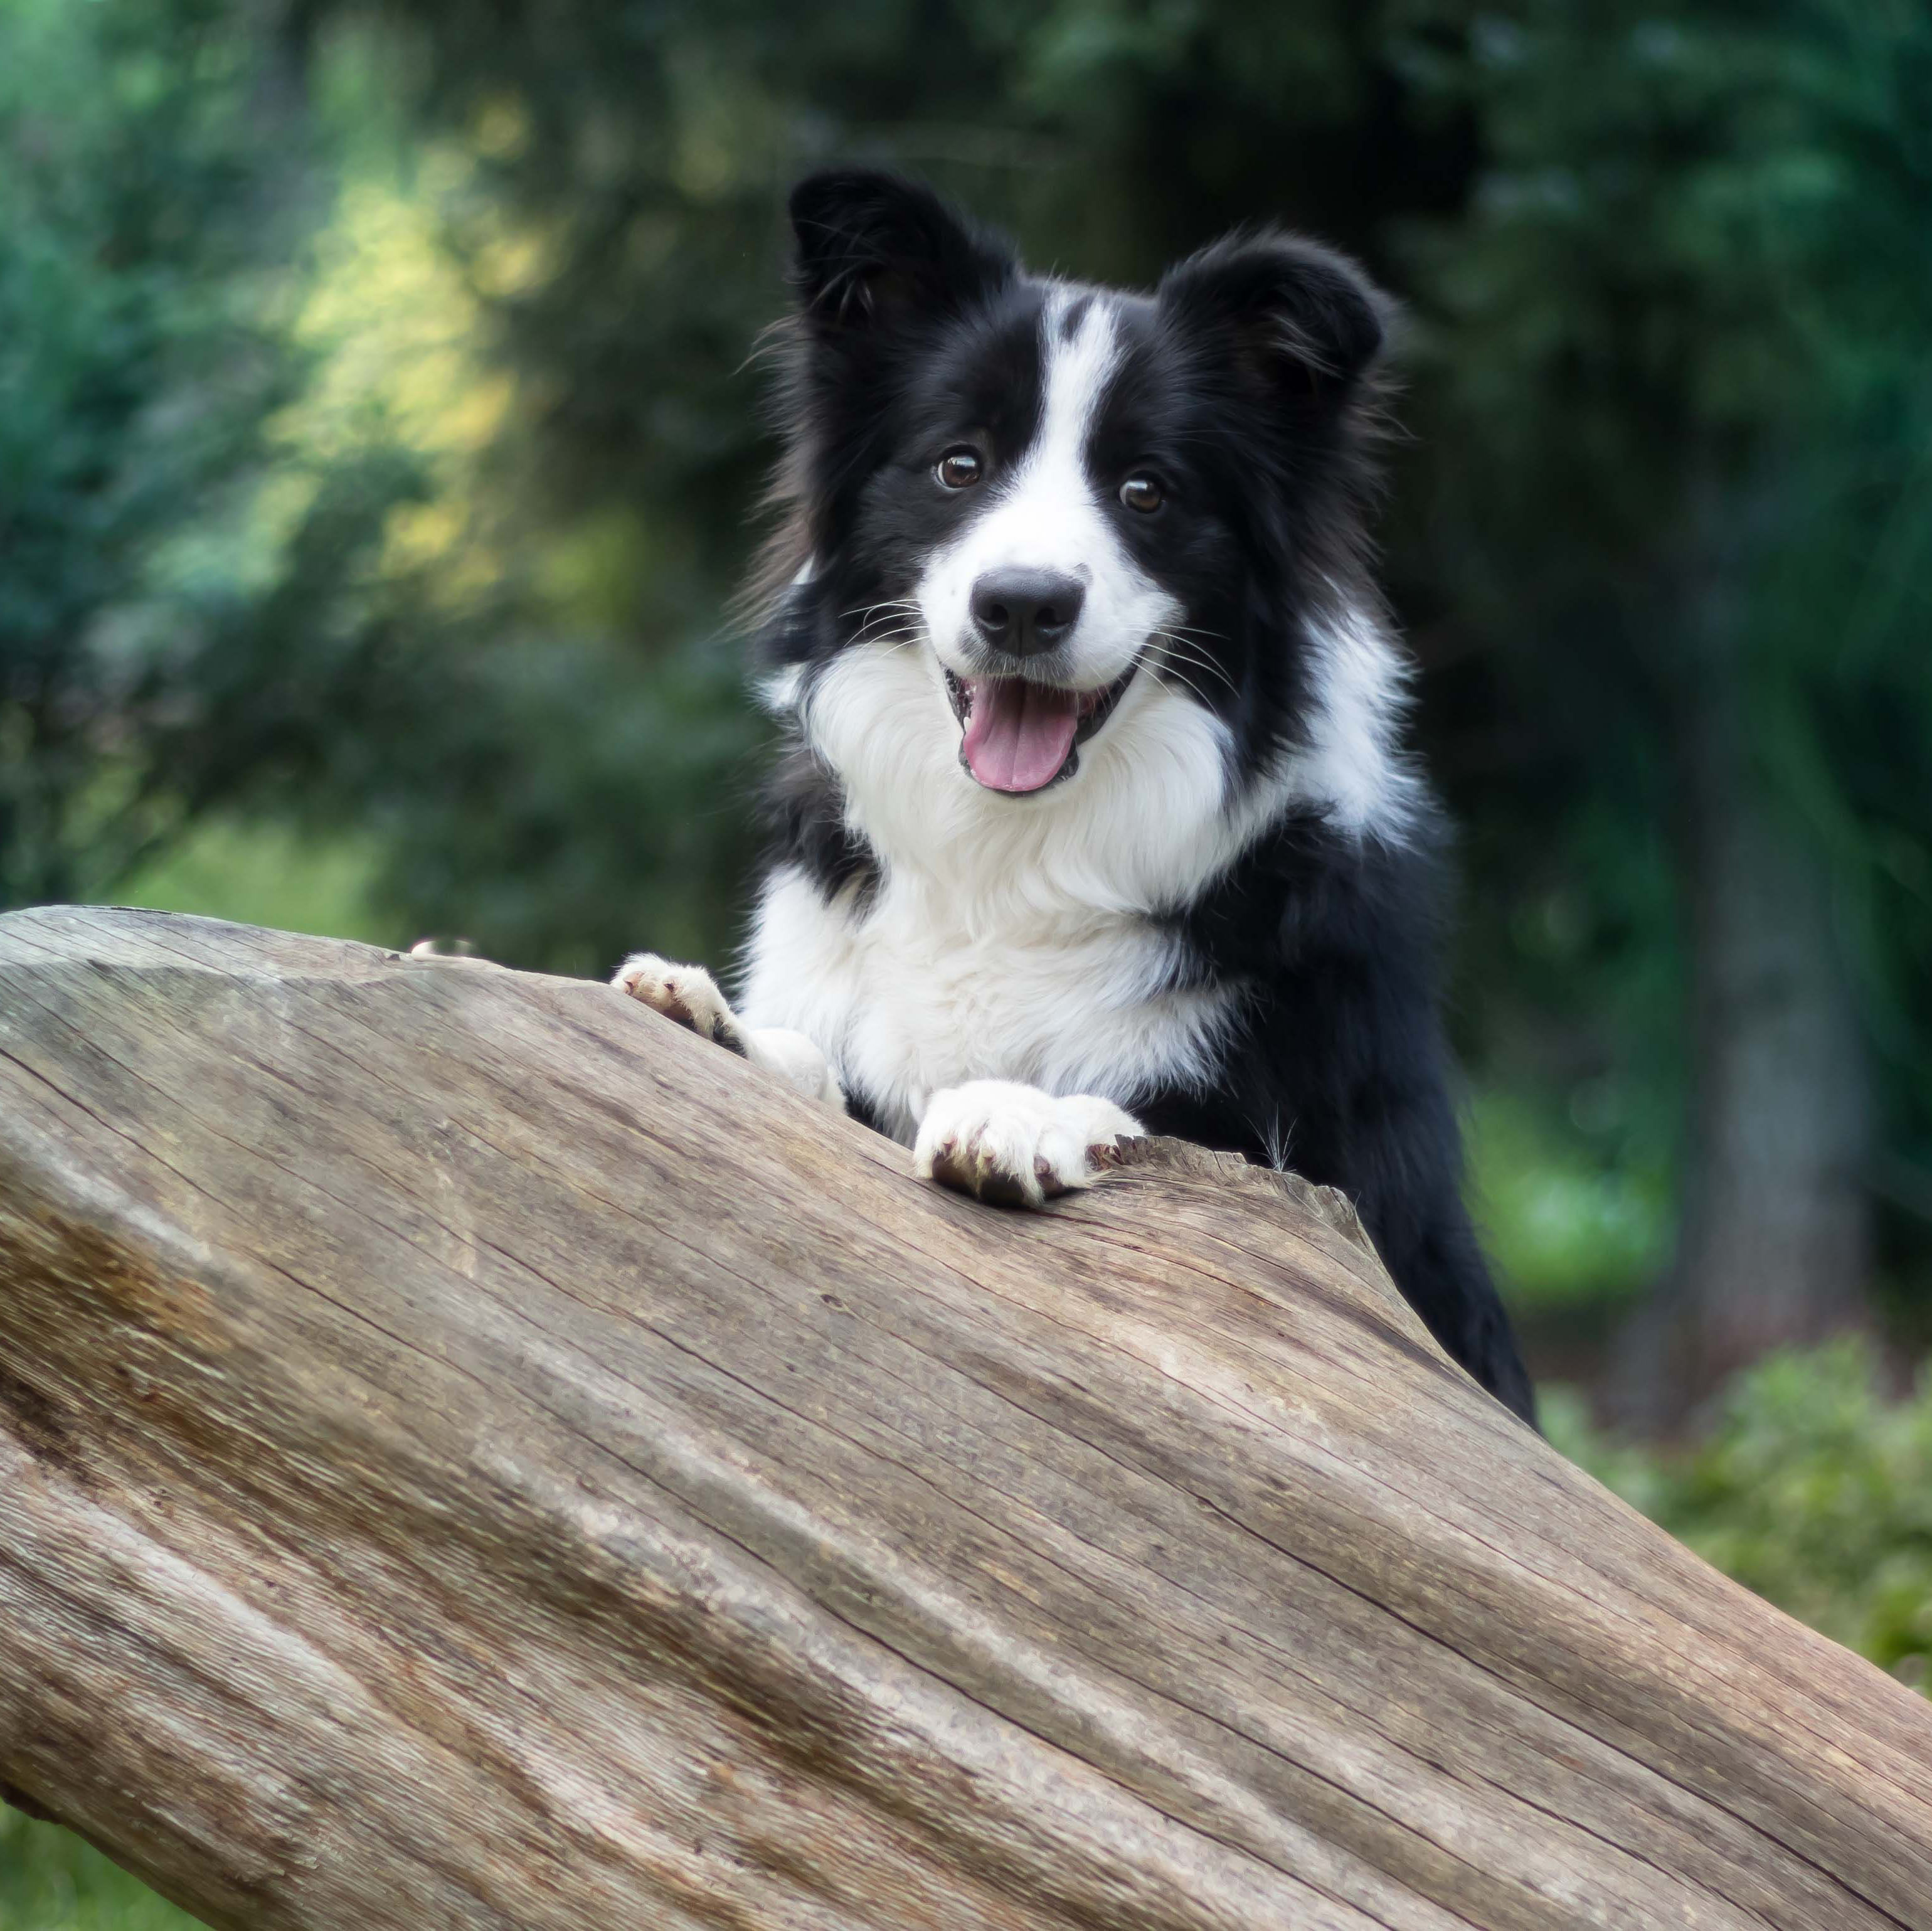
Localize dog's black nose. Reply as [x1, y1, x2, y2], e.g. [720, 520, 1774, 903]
[970, 570, 1085, 657]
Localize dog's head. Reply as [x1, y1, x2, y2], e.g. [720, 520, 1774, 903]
[758, 169, 1404, 856]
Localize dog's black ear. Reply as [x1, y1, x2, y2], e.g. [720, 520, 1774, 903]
[788, 170, 1013, 333]
[1158, 231, 1389, 403]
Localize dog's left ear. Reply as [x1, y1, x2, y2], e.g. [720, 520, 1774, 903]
[789, 170, 1014, 336]
[1158, 232, 1389, 405]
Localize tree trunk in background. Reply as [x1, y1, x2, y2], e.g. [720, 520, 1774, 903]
[1616, 561, 1874, 1428]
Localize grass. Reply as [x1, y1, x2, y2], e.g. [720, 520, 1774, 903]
[0, 1811, 201, 1931]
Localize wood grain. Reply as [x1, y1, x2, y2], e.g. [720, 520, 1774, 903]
[0, 904, 1927, 1930]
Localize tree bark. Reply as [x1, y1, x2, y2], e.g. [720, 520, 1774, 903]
[1, 905, 1927, 1931]
[1618, 550, 1874, 1425]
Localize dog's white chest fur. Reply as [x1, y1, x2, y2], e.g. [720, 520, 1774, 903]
[741, 861, 1230, 1143]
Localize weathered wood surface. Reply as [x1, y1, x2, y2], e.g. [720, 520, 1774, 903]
[0, 907, 1928, 1931]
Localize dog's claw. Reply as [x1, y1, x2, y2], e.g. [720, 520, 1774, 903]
[914, 1082, 1145, 1210]
[612, 954, 748, 1056]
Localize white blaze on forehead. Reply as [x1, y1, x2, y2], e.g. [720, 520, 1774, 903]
[915, 286, 1179, 692]
[1032, 290, 1120, 497]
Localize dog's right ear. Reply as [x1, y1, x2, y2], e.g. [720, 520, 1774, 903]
[788, 171, 1012, 334]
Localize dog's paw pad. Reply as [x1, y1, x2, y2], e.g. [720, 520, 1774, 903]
[612, 954, 743, 1053]
[914, 1082, 1142, 1210]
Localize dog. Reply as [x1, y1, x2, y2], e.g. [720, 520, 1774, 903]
[615, 169, 1536, 1425]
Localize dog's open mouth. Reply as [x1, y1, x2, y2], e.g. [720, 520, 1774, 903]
[943, 664, 1136, 794]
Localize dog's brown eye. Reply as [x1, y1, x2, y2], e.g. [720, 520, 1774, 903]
[1120, 474, 1164, 513]
[937, 448, 984, 489]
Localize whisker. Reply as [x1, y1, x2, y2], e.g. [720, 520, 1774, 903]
[838, 596, 932, 653]
[837, 598, 924, 622]
[1153, 656, 1233, 709]
[1151, 632, 1239, 698]
[1166, 635, 1228, 656]
[836, 598, 926, 634]
[863, 624, 925, 656]
[1150, 656, 1216, 711]
[1154, 630, 1224, 659]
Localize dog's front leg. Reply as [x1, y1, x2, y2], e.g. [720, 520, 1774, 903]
[613, 954, 844, 1111]
[914, 1081, 1144, 1208]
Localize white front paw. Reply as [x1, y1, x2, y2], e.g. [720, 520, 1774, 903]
[915, 1082, 1144, 1208]
[612, 954, 745, 1055]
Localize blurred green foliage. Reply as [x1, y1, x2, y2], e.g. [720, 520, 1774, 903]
[0, 0, 285, 905]
[1551, 1338, 1932, 1685]
[1398, 0, 1932, 1176]
[0, 1808, 199, 1931]
[1468, 1090, 1671, 1309]
[115, 815, 391, 945]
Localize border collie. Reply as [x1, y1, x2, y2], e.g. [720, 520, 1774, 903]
[616, 170, 1535, 1424]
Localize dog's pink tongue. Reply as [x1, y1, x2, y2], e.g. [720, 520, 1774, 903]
[961, 678, 1080, 792]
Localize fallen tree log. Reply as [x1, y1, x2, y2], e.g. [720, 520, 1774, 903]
[0, 905, 1928, 1931]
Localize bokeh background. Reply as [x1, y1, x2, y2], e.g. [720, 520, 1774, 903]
[4, 0, 1931, 1919]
